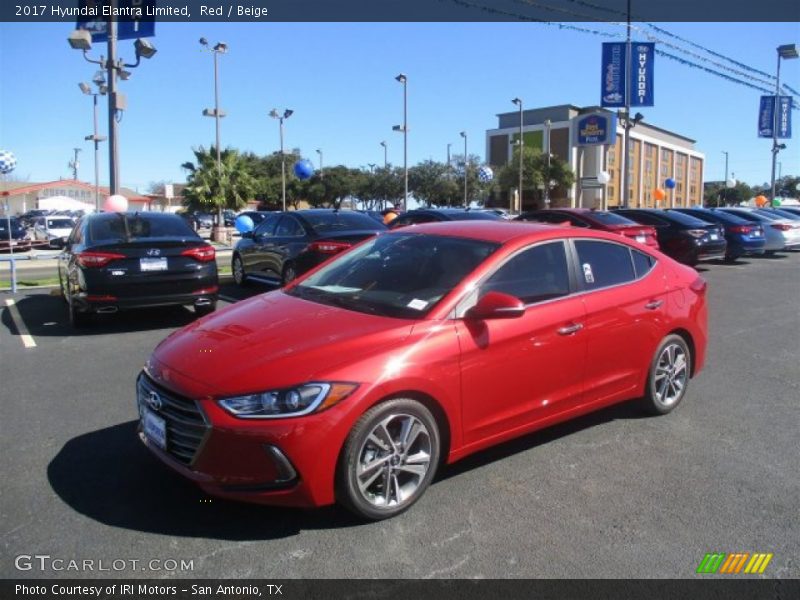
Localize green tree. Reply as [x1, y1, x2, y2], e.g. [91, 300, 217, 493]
[703, 181, 753, 207]
[357, 166, 405, 209]
[181, 146, 256, 226]
[497, 146, 574, 206]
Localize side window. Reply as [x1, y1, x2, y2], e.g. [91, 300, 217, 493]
[69, 220, 84, 245]
[275, 216, 304, 237]
[530, 213, 566, 225]
[254, 214, 280, 237]
[564, 215, 590, 227]
[481, 242, 570, 304]
[575, 241, 636, 289]
[631, 248, 656, 279]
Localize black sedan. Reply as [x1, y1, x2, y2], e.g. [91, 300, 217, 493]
[387, 208, 504, 229]
[58, 212, 218, 327]
[613, 208, 727, 265]
[232, 209, 386, 287]
[0, 217, 32, 252]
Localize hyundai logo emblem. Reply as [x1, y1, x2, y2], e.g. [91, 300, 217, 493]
[146, 391, 163, 412]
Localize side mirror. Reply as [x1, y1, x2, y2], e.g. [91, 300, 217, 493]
[465, 291, 525, 320]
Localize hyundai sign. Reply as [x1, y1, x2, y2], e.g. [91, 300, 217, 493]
[758, 95, 792, 138]
[601, 42, 655, 108]
[576, 112, 618, 146]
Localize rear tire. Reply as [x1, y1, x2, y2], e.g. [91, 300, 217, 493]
[68, 294, 88, 328]
[642, 334, 691, 415]
[195, 301, 217, 317]
[337, 398, 441, 521]
[281, 262, 298, 287]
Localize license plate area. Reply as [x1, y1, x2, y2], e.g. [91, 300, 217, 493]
[141, 408, 167, 450]
[140, 257, 168, 272]
[710, 234, 719, 240]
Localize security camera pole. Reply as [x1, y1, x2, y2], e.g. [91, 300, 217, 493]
[621, 0, 632, 209]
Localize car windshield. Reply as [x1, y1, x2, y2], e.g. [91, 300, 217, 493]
[585, 211, 637, 225]
[302, 211, 385, 233]
[47, 218, 74, 229]
[287, 233, 499, 319]
[89, 213, 198, 243]
[445, 211, 503, 221]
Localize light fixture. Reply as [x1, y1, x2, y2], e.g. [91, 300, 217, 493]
[395, 73, 407, 83]
[78, 82, 92, 95]
[778, 43, 799, 59]
[92, 70, 106, 86]
[199, 37, 208, 46]
[68, 29, 92, 51]
[134, 38, 157, 59]
[214, 42, 228, 53]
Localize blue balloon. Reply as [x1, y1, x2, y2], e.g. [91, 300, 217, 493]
[665, 178, 676, 189]
[294, 159, 315, 180]
[235, 214, 255, 234]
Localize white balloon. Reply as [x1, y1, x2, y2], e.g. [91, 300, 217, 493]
[597, 171, 611, 184]
[726, 178, 737, 188]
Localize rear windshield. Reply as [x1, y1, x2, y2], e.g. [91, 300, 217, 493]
[678, 209, 747, 225]
[302, 211, 386, 234]
[586, 211, 637, 225]
[655, 211, 711, 227]
[89, 213, 198, 243]
[47, 218, 75, 229]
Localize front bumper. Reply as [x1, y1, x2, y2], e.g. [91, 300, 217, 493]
[136, 373, 358, 508]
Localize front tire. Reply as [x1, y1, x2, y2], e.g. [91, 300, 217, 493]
[642, 334, 691, 415]
[337, 399, 441, 521]
[281, 262, 297, 287]
[232, 255, 248, 287]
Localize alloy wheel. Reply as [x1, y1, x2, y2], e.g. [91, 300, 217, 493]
[653, 342, 688, 409]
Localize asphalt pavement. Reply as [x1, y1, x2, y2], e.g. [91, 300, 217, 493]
[1, 252, 798, 579]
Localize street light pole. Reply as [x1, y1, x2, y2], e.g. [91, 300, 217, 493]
[316, 148, 323, 178]
[621, 0, 632, 209]
[460, 131, 468, 207]
[771, 44, 798, 204]
[270, 108, 293, 211]
[395, 73, 408, 210]
[511, 98, 523, 213]
[380, 141, 388, 168]
[200, 38, 228, 228]
[545, 119, 552, 207]
[79, 82, 107, 213]
[68, 12, 157, 198]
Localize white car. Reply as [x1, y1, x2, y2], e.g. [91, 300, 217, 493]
[719, 208, 800, 252]
[32, 216, 75, 248]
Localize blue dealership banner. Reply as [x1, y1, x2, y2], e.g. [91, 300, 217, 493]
[759, 95, 792, 138]
[601, 42, 626, 107]
[575, 112, 618, 146]
[630, 43, 655, 107]
[76, 0, 156, 42]
[601, 42, 655, 108]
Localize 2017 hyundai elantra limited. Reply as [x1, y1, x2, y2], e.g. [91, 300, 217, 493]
[137, 221, 708, 520]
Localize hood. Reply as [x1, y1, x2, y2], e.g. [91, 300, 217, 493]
[148, 290, 414, 397]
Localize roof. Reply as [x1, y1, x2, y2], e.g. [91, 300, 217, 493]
[0, 179, 148, 201]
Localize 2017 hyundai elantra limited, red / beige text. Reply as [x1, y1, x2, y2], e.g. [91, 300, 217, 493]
[137, 221, 708, 520]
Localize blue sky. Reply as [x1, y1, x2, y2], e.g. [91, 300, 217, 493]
[0, 21, 798, 193]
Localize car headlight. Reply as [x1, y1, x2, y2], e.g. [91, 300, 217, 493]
[218, 382, 358, 419]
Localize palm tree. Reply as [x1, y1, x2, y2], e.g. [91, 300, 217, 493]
[182, 146, 256, 238]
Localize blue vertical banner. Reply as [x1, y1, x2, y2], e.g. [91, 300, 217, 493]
[601, 42, 626, 107]
[759, 96, 793, 138]
[630, 43, 655, 107]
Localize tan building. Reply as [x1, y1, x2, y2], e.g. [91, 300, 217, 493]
[0, 179, 150, 215]
[486, 104, 705, 211]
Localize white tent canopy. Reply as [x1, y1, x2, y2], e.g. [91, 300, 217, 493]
[38, 196, 96, 213]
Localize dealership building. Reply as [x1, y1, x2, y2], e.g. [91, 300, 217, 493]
[485, 104, 705, 212]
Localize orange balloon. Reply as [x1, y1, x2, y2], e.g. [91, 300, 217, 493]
[755, 195, 768, 207]
[653, 188, 666, 201]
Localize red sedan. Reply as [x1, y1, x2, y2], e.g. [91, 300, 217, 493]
[137, 222, 707, 520]
[517, 208, 660, 249]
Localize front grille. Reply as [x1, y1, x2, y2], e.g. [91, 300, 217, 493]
[137, 374, 208, 465]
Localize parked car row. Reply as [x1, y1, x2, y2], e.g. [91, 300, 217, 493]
[514, 206, 800, 265]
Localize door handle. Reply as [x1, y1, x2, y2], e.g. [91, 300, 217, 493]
[644, 300, 664, 310]
[557, 323, 583, 336]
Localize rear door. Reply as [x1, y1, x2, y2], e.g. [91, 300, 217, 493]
[241, 213, 280, 277]
[573, 239, 667, 406]
[265, 215, 309, 278]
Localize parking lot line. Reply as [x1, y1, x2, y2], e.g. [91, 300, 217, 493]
[4, 298, 36, 348]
